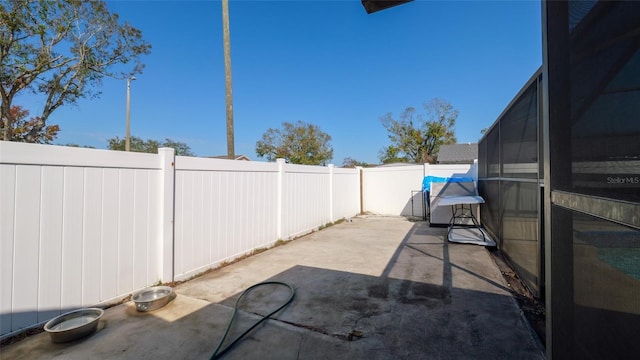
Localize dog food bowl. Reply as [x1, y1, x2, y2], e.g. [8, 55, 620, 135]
[132, 286, 173, 312]
[44, 308, 104, 343]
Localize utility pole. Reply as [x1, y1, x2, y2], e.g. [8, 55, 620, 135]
[222, 0, 235, 159]
[125, 76, 136, 151]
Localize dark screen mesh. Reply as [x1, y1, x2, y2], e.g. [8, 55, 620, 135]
[486, 126, 500, 178]
[552, 206, 640, 359]
[546, 1, 640, 358]
[500, 83, 539, 179]
[562, 1, 640, 202]
[478, 139, 487, 178]
[501, 181, 540, 292]
[478, 180, 501, 242]
[478, 72, 542, 296]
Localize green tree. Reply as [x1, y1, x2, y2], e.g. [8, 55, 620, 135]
[161, 138, 195, 157]
[256, 121, 333, 165]
[341, 157, 372, 168]
[377, 146, 407, 165]
[0, 0, 151, 142]
[107, 136, 195, 156]
[379, 98, 458, 164]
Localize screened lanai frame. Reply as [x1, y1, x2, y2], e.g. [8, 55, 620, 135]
[457, 2, 639, 358]
[542, 1, 640, 359]
[478, 68, 544, 298]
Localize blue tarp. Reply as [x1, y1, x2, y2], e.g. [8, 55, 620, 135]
[422, 176, 475, 192]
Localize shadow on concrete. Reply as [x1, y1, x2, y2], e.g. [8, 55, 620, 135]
[1, 221, 544, 360]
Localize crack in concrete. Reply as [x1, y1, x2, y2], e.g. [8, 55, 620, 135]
[277, 319, 350, 341]
[238, 309, 350, 342]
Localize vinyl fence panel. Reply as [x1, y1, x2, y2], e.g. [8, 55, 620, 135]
[173, 157, 280, 281]
[0, 142, 162, 337]
[361, 163, 477, 216]
[0, 141, 385, 338]
[332, 167, 361, 220]
[362, 165, 425, 216]
[280, 163, 331, 239]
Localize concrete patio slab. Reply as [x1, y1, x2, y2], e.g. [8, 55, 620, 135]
[1, 216, 544, 359]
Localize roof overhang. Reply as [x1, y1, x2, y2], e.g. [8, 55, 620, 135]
[361, 0, 413, 14]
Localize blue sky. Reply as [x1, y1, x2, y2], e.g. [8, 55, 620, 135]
[18, 0, 542, 164]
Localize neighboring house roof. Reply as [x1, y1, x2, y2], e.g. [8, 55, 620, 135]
[208, 154, 251, 161]
[437, 143, 478, 164]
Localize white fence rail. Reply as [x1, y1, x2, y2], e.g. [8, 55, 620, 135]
[0, 141, 475, 338]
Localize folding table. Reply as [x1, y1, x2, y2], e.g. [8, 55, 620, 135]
[438, 195, 496, 247]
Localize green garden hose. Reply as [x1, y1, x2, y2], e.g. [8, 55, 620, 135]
[210, 281, 295, 360]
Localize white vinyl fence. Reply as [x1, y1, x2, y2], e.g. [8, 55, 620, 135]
[0, 143, 165, 337]
[0, 141, 474, 338]
[361, 162, 477, 216]
[171, 158, 360, 281]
